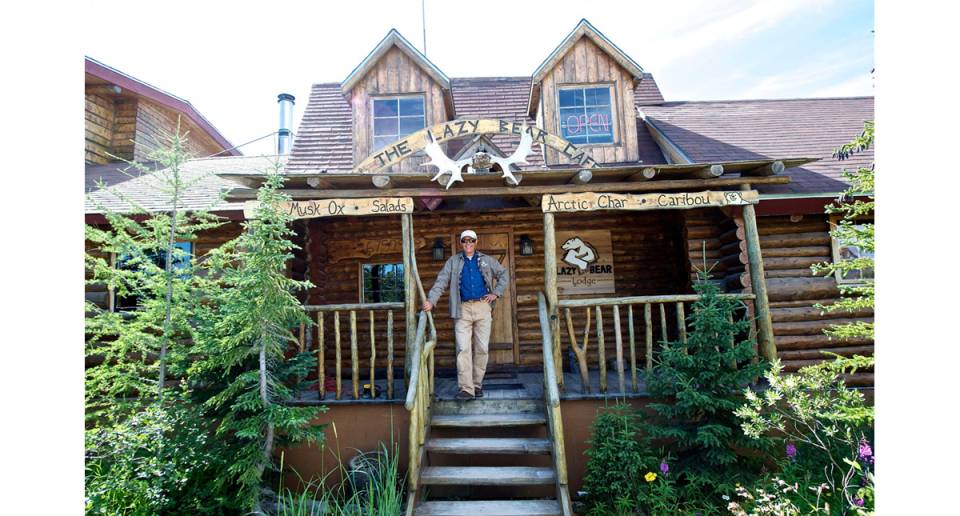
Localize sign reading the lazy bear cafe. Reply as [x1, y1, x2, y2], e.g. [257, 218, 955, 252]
[556, 230, 615, 295]
[542, 190, 759, 213]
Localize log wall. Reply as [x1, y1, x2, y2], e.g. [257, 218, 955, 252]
[538, 36, 640, 166]
[349, 46, 449, 173]
[305, 208, 690, 370]
[737, 214, 874, 385]
[85, 92, 118, 164]
[133, 100, 224, 162]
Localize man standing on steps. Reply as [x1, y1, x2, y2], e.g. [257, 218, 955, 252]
[423, 230, 508, 401]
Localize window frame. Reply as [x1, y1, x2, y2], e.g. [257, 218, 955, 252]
[370, 93, 427, 153]
[828, 214, 874, 285]
[109, 241, 194, 312]
[358, 261, 406, 304]
[555, 83, 619, 147]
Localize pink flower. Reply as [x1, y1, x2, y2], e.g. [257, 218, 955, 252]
[786, 442, 797, 460]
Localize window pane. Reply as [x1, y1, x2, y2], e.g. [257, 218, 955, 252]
[560, 108, 585, 138]
[399, 116, 424, 135]
[362, 263, 405, 303]
[374, 117, 398, 136]
[559, 88, 584, 107]
[566, 134, 588, 145]
[373, 136, 393, 150]
[374, 99, 398, 117]
[585, 106, 613, 136]
[585, 87, 610, 106]
[398, 97, 424, 116]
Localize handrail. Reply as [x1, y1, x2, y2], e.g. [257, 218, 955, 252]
[537, 292, 560, 408]
[557, 292, 754, 308]
[404, 312, 429, 410]
[304, 302, 403, 311]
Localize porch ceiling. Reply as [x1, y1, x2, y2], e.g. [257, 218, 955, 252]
[221, 157, 814, 201]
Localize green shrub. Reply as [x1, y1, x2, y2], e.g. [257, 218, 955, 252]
[582, 403, 656, 514]
[735, 356, 875, 515]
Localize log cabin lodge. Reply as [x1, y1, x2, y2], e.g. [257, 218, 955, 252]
[85, 20, 874, 514]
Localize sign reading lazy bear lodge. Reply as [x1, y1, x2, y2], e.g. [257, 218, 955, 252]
[556, 230, 615, 295]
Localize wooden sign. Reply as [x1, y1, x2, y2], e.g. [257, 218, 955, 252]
[555, 230, 615, 295]
[243, 197, 414, 220]
[542, 190, 759, 213]
[354, 119, 599, 173]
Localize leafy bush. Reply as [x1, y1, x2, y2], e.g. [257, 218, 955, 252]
[85, 401, 237, 514]
[582, 403, 656, 514]
[735, 356, 875, 514]
[642, 275, 771, 514]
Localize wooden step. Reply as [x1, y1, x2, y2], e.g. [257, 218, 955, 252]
[426, 437, 552, 454]
[416, 499, 561, 515]
[431, 413, 546, 428]
[420, 466, 555, 485]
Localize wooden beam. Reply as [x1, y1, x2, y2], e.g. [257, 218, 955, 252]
[402, 213, 416, 388]
[626, 167, 657, 182]
[692, 164, 724, 179]
[743, 160, 785, 177]
[569, 169, 593, 185]
[543, 212, 563, 389]
[306, 176, 333, 189]
[740, 183, 777, 361]
[225, 175, 790, 200]
[372, 175, 392, 189]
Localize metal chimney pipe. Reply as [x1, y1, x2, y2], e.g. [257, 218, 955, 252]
[277, 93, 295, 154]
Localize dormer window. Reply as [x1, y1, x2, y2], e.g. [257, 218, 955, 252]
[558, 85, 615, 145]
[373, 96, 425, 150]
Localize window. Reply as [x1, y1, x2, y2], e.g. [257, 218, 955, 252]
[558, 86, 614, 145]
[830, 217, 874, 284]
[373, 96, 425, 150]
[361, 263, 405, 303]
[113, 242, 193, 311]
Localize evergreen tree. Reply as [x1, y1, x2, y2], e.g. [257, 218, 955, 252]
[643, 272, 770, 513]
[190, 169, 326, 513]
[811, 121, 874, 340]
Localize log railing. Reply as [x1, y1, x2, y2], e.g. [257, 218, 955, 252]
[538, 292, 573, 514]
[557, 293, 756, 394]
[301, 302, 403, 400]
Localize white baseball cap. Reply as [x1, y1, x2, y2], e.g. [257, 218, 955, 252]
[459, 230, 478, 241]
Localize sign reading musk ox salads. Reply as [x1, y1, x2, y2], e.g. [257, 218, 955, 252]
[556, 230, 615, 295]
[243, 197, 414, 220]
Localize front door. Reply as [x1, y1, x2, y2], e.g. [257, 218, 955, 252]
[455, 230, 518, 365]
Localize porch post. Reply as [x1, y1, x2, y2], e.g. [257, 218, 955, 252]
[402, 213, 416, 386]
[543, 212, 564, 389]
[739, 184, 777, 361]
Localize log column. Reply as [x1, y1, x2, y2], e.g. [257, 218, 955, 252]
[402, 213, 416, 386]
[740, 184, 777, 361]
[543, 212, 564, 388]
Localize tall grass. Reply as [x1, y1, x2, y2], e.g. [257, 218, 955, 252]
[276, 423, 405, 516]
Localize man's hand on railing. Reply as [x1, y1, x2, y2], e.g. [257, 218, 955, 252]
[422, 300, 433, 312]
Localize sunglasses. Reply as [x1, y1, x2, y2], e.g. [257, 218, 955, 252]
[460, 238, 477, 243]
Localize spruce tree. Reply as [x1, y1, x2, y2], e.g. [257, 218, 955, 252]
[643, 271, 770, 512]
[189, 169, 326, 513]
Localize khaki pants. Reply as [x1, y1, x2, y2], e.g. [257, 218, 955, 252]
[454, 300, 492, 396]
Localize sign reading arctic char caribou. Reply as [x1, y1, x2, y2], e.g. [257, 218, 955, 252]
[354, 119, 599, 183]
[542, 190, 759, 213]
[556, 230, 615, 295]
[242, 197, 413, 220]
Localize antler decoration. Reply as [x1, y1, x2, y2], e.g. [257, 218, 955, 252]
[421, 131, 474, 190]
[490, 122, 533, 186]
[420, 122, 537, 189]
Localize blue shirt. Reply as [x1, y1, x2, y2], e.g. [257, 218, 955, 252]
[458, 253, 489, 301]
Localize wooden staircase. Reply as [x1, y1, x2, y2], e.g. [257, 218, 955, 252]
[409, 398, 569, 516]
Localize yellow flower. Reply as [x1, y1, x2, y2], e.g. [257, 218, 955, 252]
[645, 472, 657, 482]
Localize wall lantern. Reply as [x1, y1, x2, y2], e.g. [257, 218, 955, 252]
[432, 238, 445, 261]
[519, 234, 534, 256]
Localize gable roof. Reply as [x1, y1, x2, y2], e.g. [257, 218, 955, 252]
[527, 19, 646, 116]
[85, 57, 240, 156]
[285, 74, 670, 173]
[640, 97, 874, 195]
[340, 29, 450, 94]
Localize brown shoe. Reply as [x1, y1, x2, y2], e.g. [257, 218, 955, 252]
[474, 386, 484, 398]
[455, 390, 474, 401]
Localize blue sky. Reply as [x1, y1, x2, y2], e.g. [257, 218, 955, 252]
[85, 0, 874, 156]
